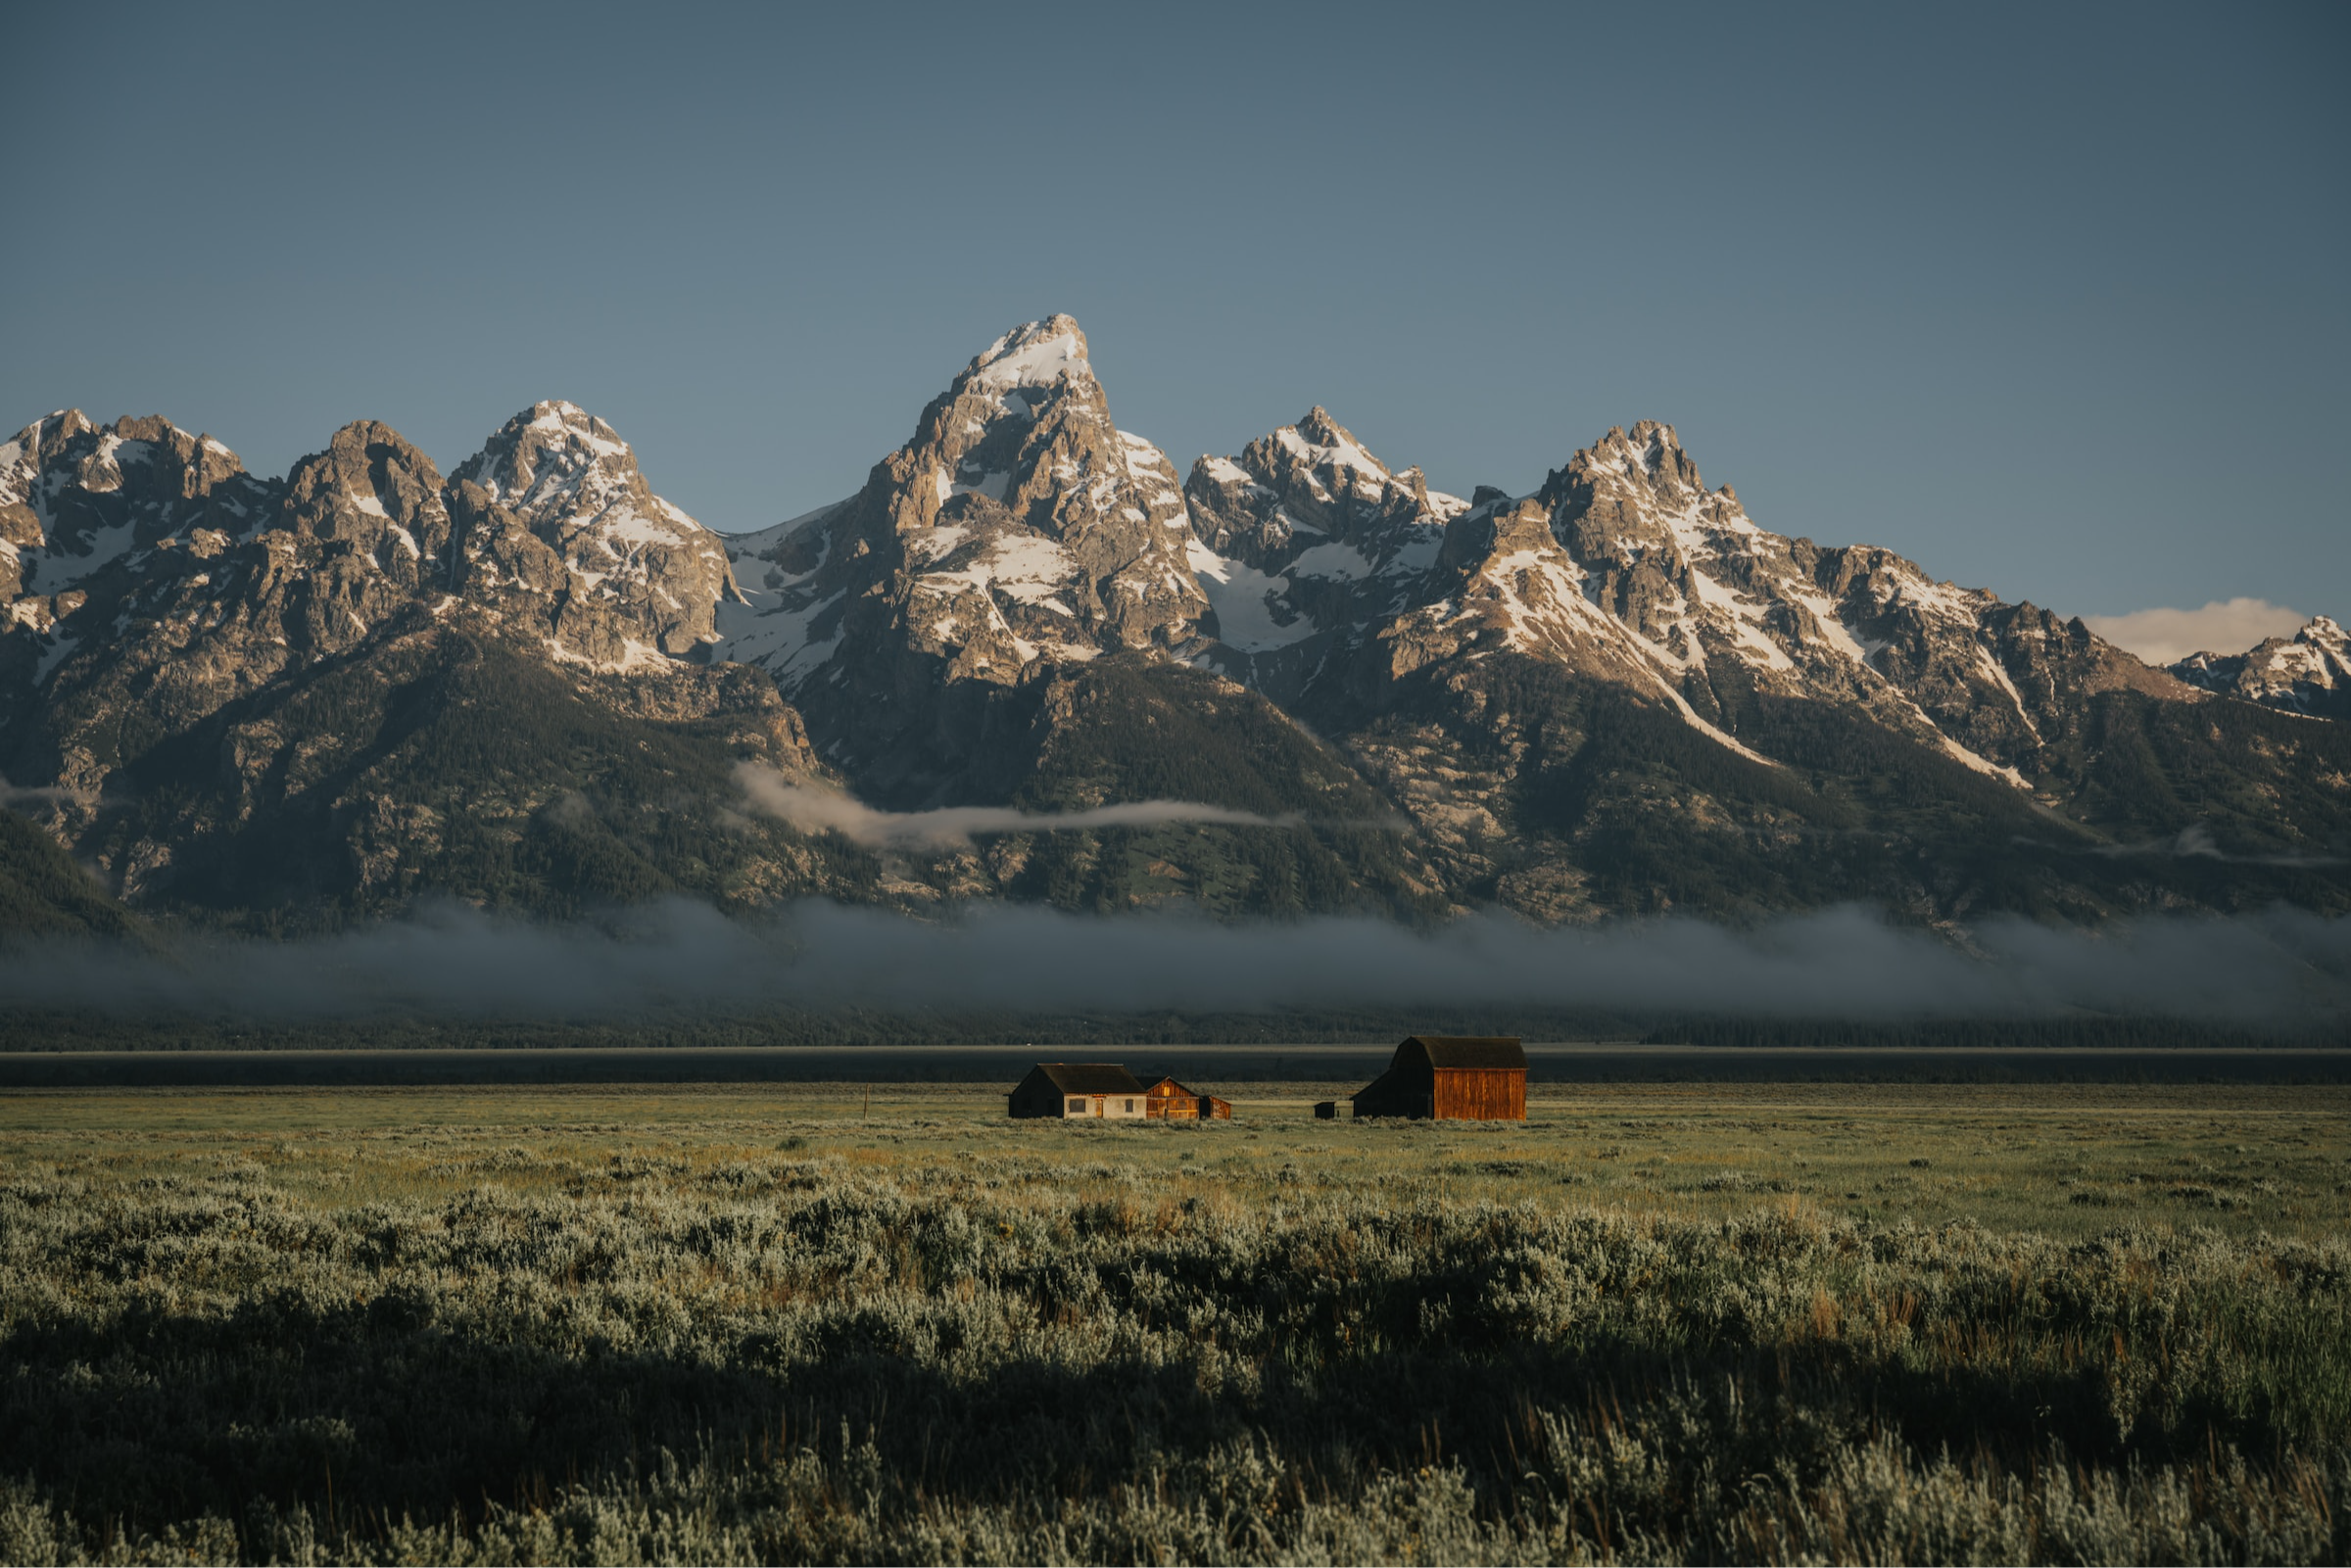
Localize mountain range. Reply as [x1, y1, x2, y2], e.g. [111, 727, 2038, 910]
[3, 314, 2345, 935]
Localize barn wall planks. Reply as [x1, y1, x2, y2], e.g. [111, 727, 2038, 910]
[1432, 1068, 1525, 1120]
[1350, 1037, 1528, 1120]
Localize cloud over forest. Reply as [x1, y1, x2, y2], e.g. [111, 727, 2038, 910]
[733, 765, 1316, 848]
[0, 900, 2341, 1024]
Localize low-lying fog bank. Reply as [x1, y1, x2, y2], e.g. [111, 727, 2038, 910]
[0, 900, 2342, 1027]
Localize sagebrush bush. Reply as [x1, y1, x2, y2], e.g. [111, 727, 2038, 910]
[0, 1135, 2345, 1564]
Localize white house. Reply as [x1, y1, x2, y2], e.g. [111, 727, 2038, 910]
[1006, 1063, 1150, 1119]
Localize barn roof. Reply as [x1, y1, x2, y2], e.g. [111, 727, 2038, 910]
[1032, 1063, 1148, 1095]
[1150, 1076, 1231, 1108]
[1402, 1035, 1527, 1070]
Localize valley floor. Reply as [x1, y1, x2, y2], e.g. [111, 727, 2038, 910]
[2, 1083, 2346, 1563]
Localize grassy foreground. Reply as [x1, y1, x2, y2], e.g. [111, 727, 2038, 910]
[0, 1082, 2346, 1564]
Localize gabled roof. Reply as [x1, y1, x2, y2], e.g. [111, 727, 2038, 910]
[1031, 1063, 1148, 1095]
[1150, 1076, 1230, 1106]
[1401, 1035, 1526, 1070]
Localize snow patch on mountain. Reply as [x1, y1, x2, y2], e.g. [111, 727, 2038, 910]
[2172, 615, 2351, 720]
[713, 500, 854, 680]
[452, 401, 738, 658]
[970, 316, 1094, 391]
[1187, 538, 1316, 652]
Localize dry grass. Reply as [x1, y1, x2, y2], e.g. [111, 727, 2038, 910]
[0, 1081, 2344, 1563]
[6, 1079, 2337, 1239]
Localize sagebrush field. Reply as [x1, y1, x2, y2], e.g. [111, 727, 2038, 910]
[1, 1081, 2346, 1564]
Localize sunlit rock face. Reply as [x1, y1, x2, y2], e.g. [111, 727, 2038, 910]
[712, 315, 1211, 791]
[2173, 616, 2351, 721]
[451, 401, 740, 665]
[1, 313, 2341, 929]
[0, 404, 818, 918]
[1177, 406, 1468, 708]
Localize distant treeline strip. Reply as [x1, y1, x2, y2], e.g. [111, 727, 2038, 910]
[1647, 1016, 2351, 1052]
[0, 1006, 2342, 1055]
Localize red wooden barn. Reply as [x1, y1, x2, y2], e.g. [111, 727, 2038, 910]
[1349, 1035, 1526, 1120]
[1144, 1076, 1231, 1119]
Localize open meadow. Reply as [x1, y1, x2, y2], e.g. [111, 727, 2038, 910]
[1, 1080, 2347, 1563]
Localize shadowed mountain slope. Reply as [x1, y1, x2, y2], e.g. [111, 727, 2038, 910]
[2, 317, 2342, 927]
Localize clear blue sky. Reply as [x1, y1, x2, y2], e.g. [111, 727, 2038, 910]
[5, 1, 2344, 625]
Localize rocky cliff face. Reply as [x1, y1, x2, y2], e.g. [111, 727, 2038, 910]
[450, 402, 740, 667]
[0, 412, 278, 603]
[1, 413, 281, 749]
[2173, 617, 2351, 721]
[1355, 419, 2210, 789]
[1175, 413, 2342, 918]
[713, 316, 1207, 798]
[1180, 406, 1466, 705]
[0, 405, 832, 924]
[3, 313, 2342, 928]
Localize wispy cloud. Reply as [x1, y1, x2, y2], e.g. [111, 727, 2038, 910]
[0, 776, 88, 808]
[734, 763, 1316, 848]
[2083, 597, 2308, 666]
[2085, 824, 2343, 867]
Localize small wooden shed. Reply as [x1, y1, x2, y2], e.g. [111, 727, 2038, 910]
[1349, 1035, 1526, 1120]
[1144, 1076, 1232, 1120]
[1007, 1064, 1150, 1119]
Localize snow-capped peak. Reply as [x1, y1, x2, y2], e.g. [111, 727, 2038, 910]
[2, 412, 211, 509]
[1583, 420, 1683, 480]
[7, 410, 92, 452]
[447, 402, 737, 658]
[456, 402, 646, 515]
[2168, 609, 2350, 719]
[967, 315, 1093, 391]
[1276, 406, 1391, 485]
[515, 400, 633, 458]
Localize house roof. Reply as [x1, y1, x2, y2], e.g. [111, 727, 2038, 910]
[1401, 1035, 1527, 1070]
[1146, 1076, 1199, 1096]
[1031, 1063, 1148, 1096]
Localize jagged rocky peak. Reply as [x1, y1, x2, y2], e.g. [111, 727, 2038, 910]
[2172, 614, 2351, 720]
[1176, 407, 1467, 695]
[2, 417, 465, 808]
[968, 314, 1094, 390]
[1380, 481, 1702, 696]
[892, 313, 1202, 651]
[0, 411, 277, 602]
[456, 401, 645, 517]
[450, 401, 737, 660]
[1351, 420, 2087, 786]
[280, 420, 452, 591]
[1186, 406, 1465, 571]
[888, 313, 1117, 538]
[1176, 408, 2005, 775]
[1366, 468, 1789, 771]
[1270, 405, 1394, 490]
[1490, 420, 1852, 688]
[714, 313, 1205, 709]
[1542, 420, 1755, 569]
[900, 315, 1191, 660]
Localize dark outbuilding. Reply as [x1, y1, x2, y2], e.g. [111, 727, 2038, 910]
[1008, 1064, 1150, 1119]
[1349, 1035, 1527, 1120]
